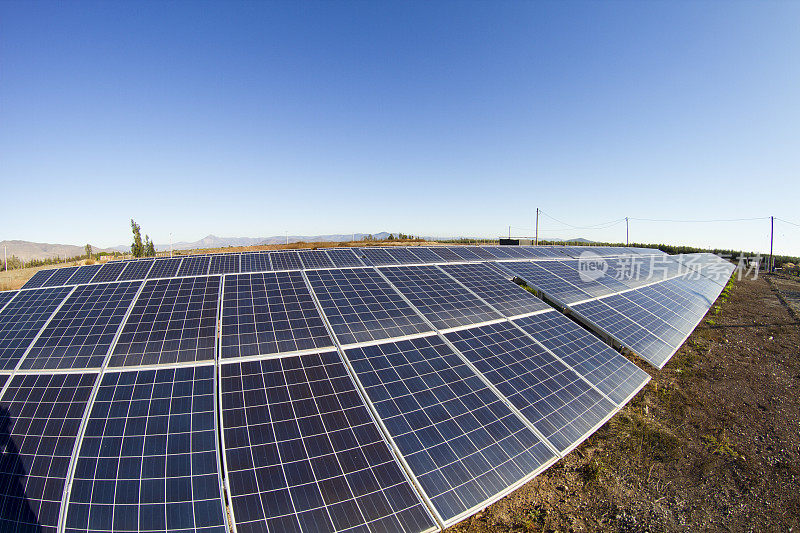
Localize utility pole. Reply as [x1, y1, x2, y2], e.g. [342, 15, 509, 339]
[535, 208, 539, 246]
[626, 217, 629, 246]
[769, 216, 774, 273]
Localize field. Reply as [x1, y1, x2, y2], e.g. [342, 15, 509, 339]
[446, 274, 800, 532]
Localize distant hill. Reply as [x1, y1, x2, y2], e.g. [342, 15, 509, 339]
[0, 240, 115, 262]
[147, 232, 395, 252]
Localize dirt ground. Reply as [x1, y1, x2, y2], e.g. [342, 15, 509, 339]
[446, 274, 800, 532]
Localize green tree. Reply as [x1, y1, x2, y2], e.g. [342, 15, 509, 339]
[84, 244, 93, 259]
[131, 219, 144, 258]
[145, 235, 156, 257]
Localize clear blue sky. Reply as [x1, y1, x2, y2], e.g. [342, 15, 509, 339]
[2, 1, 798, 255]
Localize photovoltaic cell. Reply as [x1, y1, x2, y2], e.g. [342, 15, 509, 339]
[479, 246, 517, 259]
[385, 248, 422, 265]
[380, 265, 501, 330]
[494, 262, 593, 305]
[0, 372, 97, 533]
[346, 336, 555, 523]
[428, 247, 461, 262]
[21, 269, 57, 289]
[325, 249, 364, 268]
[240, 253, 271, 273]
[571, 299, 674, 368]
[221, 272, 332, 358]
[178, 256, 211, 277]
[117, 259, 155, 281]
[65, 366, 226, 533]
[109, 277, 220, 367]
[66, 265, 103, 286]
[445, 247, 481, 261]
[209, 255, 240, 275]
[91, 262, 127, 284]
[297, 250, 334, 270]
[360, 248, 397, 266]
[21, 281, 142, 370]
[269, 251, 303, 271]
[468, 247, 499, 260]
[440, 263, 550, 317]
[406, 248, 442, 264]
[305, 268, 432, 345]
[41, 266, 80, 287]
[220, 352, 436, 533]
[0, 286, 72, 370]
[513, 311, 650, 405]
[445, 322, 616, 454]
[147, 258, 183, 279]
[0, 291, 17, 310]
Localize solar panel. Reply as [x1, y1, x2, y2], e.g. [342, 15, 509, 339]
[406, 247, 443, 264]
[41, 266, 80, 287]
[117, 259, 155, 281]
[269, 251, 303, 271]
[445, 247, 482, 261]
[147, 257, 184, 279]
[360, 248, 397, 266]
[385, 247, 423, 264]
[220, 352, 437, 533]
[440, 263, 550, 317]
[65, 365, 227, 533]
[240, 252, 271, 273]
[325, 249, 364, 268]
[221, 272, 333, 358]
[494, 261, 593, 305]
[66, 264, 103, 285]
[91, 261, 127, 284]
[109, 277, 220, 367]
[177, 256, 211, 277]
[469, 247, 499, 260]
[0, 286, 72, 370]
[305, 268, 433, 345]
[445, 322, 617, 454]
[297, 249, 334, 270]
[209, 254, 240, 275]
[380, 265, 501, 330]
[479, 246, 517, 259]
[345, 336, 555, 523]
[0, 290, 17, 311]
[428, 247, 461, 262]
[513, 311, 649, 406]
[0, 371, 97, 533]
[21, 269, 57, 289]
[20, 281, 142, 370]
[592, 293, 686, 348]
[571, 299, 674, 368]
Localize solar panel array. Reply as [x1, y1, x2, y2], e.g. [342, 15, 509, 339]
[0, 246, 733, 532]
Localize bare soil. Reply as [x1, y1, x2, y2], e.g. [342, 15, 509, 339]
[446, 274, 800, 532]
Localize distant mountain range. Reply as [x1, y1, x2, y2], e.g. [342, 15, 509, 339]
[3, 233, 595, 261]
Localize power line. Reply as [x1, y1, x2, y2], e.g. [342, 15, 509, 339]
[775, 217, 800, 228]
[629, 216, 770, 223]
[538, 210, 626, 230]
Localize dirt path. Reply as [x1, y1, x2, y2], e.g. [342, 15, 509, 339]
[446, 275, 800, 532]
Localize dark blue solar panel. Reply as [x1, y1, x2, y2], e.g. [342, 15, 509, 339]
[269, 251, 303, 271]
[0, 287, 72, 370]
[21, 281, 142, 370]
[380, 265, 501, 329]
[428, 247, 461, 262]
[21, 269, 57, 289]
[209, 254, 240, 275]
[65, 366, 226, 533]
[240, 252, 271, 273]
[66, 265, 103, 285]
[220, 352, 436, 533]
[324, 249, 364, 268]
[0, 372, 97, 533]
[109, 277, 220, 367]
[385, 247, 422, 264]
[445, 247, 482, 261]
[360, 248, 397, 266]
[440, 263, 550, 317]
[147, 258, 183, 279]
[41, 266, 80, 287]
[493, 261, 593, 305]
[445, 322, 617, 453]
[346, 336, 555, 523]
[117, 259, 155, 281]
[0, 291, 17, 311]
[177, 256, 211, 277]
[469, 247, 499, 260]
[221, 272, 332, 358]
[91, 262, 127, 284]
[297, 250, 334, 270]
[405, 247, 442, 264]
[513, 311, 650, 405]
[305, 268, 432, 345]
